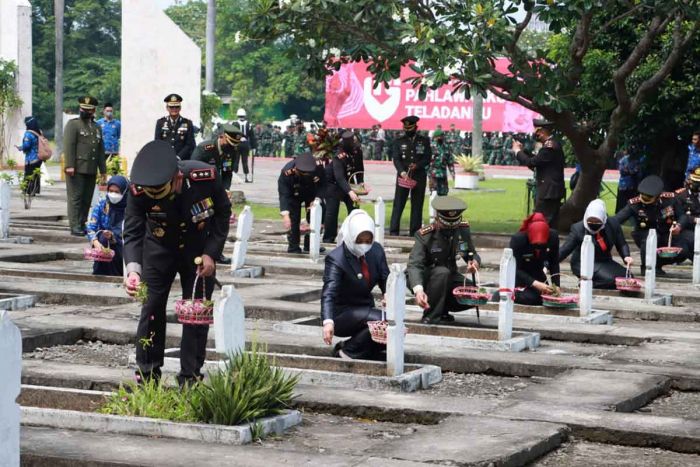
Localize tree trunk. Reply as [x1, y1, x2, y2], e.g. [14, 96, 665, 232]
[471, 90, 483, 157]
[54, 0, 64, 157]
[558, 146, 608, 231]
[205, 0, 216, 93]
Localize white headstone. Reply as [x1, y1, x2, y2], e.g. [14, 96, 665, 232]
[579, 235, 594, 316]
[214, 285, 245, 355]
[231, 206, 253, 271]
[693, 219, 700, 285]
[0, 310, 21, 466]
[40, 162, 53, 188]
[385, 263, 406, 377]
[374, 197, 385, 246]
[428, 191, 438, 224]
[498, 248, 515, 341]
[309, 197, 322, 262]
[645, 229, 657, 300]
[121, 0, 201, 168]
[0, 0, 32, 165]
[0, 181, 10, 239]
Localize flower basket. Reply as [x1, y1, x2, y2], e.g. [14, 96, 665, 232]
[349, 172, 370, 196]
[615, 264, 642, 292]
[541, 293, 579, 308]
[83, 247, 115, 263]
[367, 306, 407, 344]
[452, 272, 489, 306]
[397, 176, 417, 189]
[174, 274, 214, 325]
[299, 219, 311, 234]
[229, 213, 237, 225]
[657, 246, 682, 259]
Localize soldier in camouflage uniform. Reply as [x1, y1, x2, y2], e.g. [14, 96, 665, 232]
[446, 124, 460, 156]
[284, 125, 295, 157]
[429, 130, 455, 196]
[260, 124, 273, 157]
[294, 122, 308, 156]
[272, 126, 283, 157]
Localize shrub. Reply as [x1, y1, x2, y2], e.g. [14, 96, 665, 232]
[455, 154, 484, 174]
[99, 376, 196, 422]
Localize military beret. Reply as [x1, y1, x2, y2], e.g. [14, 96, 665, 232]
[401, 116, 420, 125]
[130, 140, 179, 187]
[432, 195, 467, 220]
[164, 93, 183, 107]
[533, 118, 554, 129]
[78, 96, 98, 110]
[295, 152, 317, 172]
[638, 175, 664, 197]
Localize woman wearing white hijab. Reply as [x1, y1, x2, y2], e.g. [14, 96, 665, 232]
[559, 199, 633, 289]
[321, 210, 390, 360]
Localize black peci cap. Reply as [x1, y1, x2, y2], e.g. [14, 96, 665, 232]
[130, 141, 179, 187]
[638, 175, 664, 197]
[401, 116, 420, 125]
[295, 152, 317, 172]
[164, 93, 183, 107]
[533, 118, 554, 129]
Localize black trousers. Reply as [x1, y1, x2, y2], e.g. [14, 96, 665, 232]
[390, 173, 427, 236]
[24, 160, 42, 195]
[232, 145, 249, 175]
[136, 242, 214, 382]
[514, 286, 542, 306]
[423, 266, 472, 322]
[334, 306, 385, 360]
[632, 229, 691, 274]
[287, 198, 312, 252]
[535, 197, 561, 228]
[572, 260, 628, 290]
[323, 185, 356, 243]
[220, 171, 233, 191]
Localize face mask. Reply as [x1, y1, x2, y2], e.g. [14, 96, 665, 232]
[355, 243, 372, 256]
[586, 222, 603, 233]
[104, 111, 113, 118]
[436, 138, 444, 144]
[79, 110, 93, 120]
[107, 192, 124, 204]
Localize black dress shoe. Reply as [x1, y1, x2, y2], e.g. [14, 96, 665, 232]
[655, 267, 667, 276]
[287, 248, 303, 254]
[439, 314, 455, 323]
[303, 246, 326, 253]
[217, 254, 232, 265]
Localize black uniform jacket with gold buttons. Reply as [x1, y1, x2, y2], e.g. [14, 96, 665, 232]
[407, 222, 480, 290]
[391, 133, 432, 176]
[614, 192, 685, 235]
[330, 148, 365, 195]
[674, 187, 700, 230]
[123, 161, 232, 272]
[278, 159, 326, 212]
[510, 230, 560, 288]
[155, 116, 196, 160]
[516, 137, 565, 201]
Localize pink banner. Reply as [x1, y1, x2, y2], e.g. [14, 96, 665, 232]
[324, 60, 540, 132]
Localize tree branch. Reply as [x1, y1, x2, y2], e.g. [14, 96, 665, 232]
[566, 10, 593, 84]
[598, 3, 646, 32]
[509, 10, 532, 54]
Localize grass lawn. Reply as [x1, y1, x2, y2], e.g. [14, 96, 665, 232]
[239, 178, 620, 234]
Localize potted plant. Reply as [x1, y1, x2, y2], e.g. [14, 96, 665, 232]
[454, 154, 484, 189]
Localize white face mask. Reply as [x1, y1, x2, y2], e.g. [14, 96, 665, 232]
[353, 243, 372, 257]
[107, 192, 124, 204]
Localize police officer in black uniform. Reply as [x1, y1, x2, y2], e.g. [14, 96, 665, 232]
[390, 116, 432, 236]
[155, 94, 196, 160]
[123, 140, 231, 386]
[278, 152, 326, 253]
[407, 196, 480, 323]
[614, 175, 691, 275]
[192, 124, 243, 190]
[674, 167, 700, 254]
[514, 119, 565, 227]
[323, 131, 365, 243]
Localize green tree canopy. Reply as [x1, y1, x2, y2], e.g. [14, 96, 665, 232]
[241, 0, 700, 227]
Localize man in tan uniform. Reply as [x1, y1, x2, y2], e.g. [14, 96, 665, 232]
[64, 96, 107, 236]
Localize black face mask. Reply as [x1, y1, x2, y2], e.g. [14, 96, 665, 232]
[79, 110, 93, 120]
[436, 138, 444, 145]
[342, 141, 354, 152]
[587, 222, 604, 232]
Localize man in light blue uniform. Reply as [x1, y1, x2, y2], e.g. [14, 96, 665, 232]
[96, 102, 121, 160]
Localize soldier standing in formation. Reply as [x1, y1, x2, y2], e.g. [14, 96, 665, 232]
[389, 116, 432, 236]
[123, 141, 231, 386]
[260, 123, 273, 157]
[192, 124, 243, 191]
[407, 196, 480, 324]
[278, 152, 326, 253]
[323, 131, 364, 243]
[155, 94, 196, 161]
[446, 123, 461, 155]
[614, 175, 691, 276]
[429, 130, 455, 196]
[234, 108, 256, 183]
[64, 96, 107, 236]
[272, 126, 283, 157]
[513, 119, 565, 227]
[284, 124, 295, 157]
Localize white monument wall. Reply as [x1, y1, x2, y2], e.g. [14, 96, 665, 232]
[0, 0, 32, 165]
[121, 0, 201, 168]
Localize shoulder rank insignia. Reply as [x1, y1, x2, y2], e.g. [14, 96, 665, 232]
[629, 196, 641, 204]
[675, 188, 687, 194]
[419, 224, 435, 236]
[544, 139, 557, 149]
[190, 168, 215, 181]
[130, 185, 144, 196]
[337, 152, 347, 160]
[284, 169, 295, 177]
[459, 221, 471, 228]
[204, 144, 215, 151]
[660, 191, 675, 199]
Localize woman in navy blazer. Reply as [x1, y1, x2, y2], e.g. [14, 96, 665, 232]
[321, 210, 390, 360]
